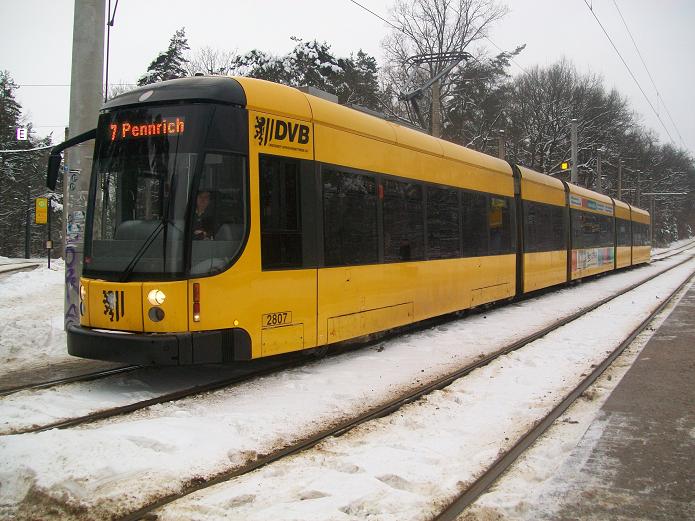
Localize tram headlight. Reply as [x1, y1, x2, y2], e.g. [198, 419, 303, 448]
[147, 289, 166, 306]
[79, 284, 87, 301]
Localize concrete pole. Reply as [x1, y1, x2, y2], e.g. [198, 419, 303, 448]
[64, 0, 105, 327]
[431, 79, 442, 138]
[595, 148, 602, 193]
[570, 119, 578, 184]
[498, 130, 506, 160]
[618, 160, 623, 200]
[636, 171, 641, 207]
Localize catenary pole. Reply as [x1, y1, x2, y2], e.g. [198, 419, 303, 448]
[570, 119, 578, 184]
[498, 130, 505, 160]
[64, 0, 105, 327]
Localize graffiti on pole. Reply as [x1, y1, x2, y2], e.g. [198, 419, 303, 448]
[65, 245, 79, 324]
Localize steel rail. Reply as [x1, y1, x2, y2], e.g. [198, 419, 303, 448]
[116, 252, 695, 521]
[433, 270, 695, 520]
[0, 365, 138, 397]
[2, 353, 331, 435]
[651, 240, 695, 261]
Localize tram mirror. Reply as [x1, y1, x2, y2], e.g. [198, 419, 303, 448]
[45, 127, 97, 190]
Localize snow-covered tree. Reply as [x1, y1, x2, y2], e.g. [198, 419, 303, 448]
[0, 70, 56, 257]
[230, 39, 384, 110]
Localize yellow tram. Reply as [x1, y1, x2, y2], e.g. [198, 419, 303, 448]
[46, 77, 651, 365]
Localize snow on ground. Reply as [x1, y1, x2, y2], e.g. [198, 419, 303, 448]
[0, 260, 68, 372]
[0, 251, 693, 520]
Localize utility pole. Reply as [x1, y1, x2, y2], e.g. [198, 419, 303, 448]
[650, 196, 655, 244]
[498, 130, 506, 160]
[595, 148, 603, 192]
[636, 170, 641, 207]
[64, 0, 105, 326]
[570, 119, 578, 184]
[617, 160, 623, 200]
[400, 51, 470, 136]
[24, 183, 31, 259]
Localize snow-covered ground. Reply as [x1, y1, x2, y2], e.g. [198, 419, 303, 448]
[0, 250, 693, 520]
[0, 259, 68, 373]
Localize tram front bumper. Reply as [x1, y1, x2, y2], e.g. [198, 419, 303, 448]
[67, 324, 252, 365]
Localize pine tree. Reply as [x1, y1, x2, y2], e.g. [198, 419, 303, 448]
[137, 27, 190, 86]
[336, 51, 381, 110]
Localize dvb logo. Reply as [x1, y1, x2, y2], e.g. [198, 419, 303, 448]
[255, 116, 310, 147]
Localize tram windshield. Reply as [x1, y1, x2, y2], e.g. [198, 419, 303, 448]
[83, 103, 248, 281]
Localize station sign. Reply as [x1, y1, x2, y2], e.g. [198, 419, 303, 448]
[35, 197, 48, 224]
[16, 127, 28, 140]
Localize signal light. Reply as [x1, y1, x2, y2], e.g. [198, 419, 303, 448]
[561, 161, 570, 170]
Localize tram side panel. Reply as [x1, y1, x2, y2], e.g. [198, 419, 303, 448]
[516, 166, 568, 293]
[614, 199, 632, 269]
[631, 206, 652, 265]
[567, 185, 616, 280]
[311, 115, 516, 347]
[227, 110, 320, 358]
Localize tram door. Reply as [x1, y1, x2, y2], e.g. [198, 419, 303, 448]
[257, 154, 318, 356]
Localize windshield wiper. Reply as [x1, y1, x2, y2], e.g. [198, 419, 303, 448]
[119, 221, 166, 283]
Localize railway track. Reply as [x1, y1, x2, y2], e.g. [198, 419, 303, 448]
[651, 239, 695, 261]
[0, 353, 322, 435]
[0, 365, 138, 397]
[115, 251, 695, 521]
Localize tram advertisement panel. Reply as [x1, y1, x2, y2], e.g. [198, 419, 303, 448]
[572, 247, 614, 271]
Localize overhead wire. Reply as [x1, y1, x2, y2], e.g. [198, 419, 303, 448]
[611, 0, 686, 148]
[581, 0, 676, 145]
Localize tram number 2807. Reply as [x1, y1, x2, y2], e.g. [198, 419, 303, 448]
[262, 311, 292, 329]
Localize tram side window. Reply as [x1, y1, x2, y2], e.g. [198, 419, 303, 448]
[489, 196, 514, 255]
[633, 222, 650, 246]
[427, 186, 460, 259]
[461, 191, 489, 257]
[571, 211, 614, 249]
[260, 155, 302, 269]
[524, 201, 566, 253]
[323, 169, 378, 266]
[616, 218, 631, 247]
[383, 179, 425, 262]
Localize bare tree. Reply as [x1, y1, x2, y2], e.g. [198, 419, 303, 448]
[185, 46, 238, 76]
[383, 0, 508, 131]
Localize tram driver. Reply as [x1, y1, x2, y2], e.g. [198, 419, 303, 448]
[192, 190, 215, 240]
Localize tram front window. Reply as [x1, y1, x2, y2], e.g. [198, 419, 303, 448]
[83, 104, 247, 280]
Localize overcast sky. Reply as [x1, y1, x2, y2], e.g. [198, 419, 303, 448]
[1, 0, 693, 154]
